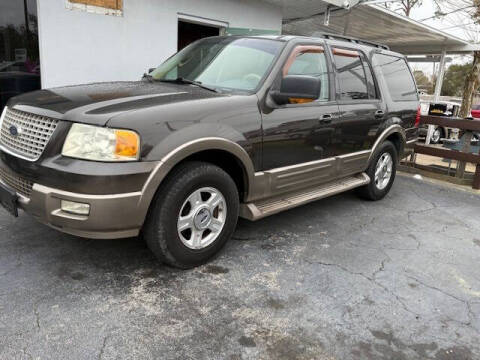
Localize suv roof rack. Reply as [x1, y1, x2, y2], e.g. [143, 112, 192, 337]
[314, 32, 390, 51]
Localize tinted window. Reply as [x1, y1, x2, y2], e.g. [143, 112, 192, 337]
[333, 50, 369, 100]
[374, 54, 418, 101]
[287, 51, 329, 101]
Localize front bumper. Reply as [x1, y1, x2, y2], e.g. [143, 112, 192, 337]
[18, 184, 144, 239]
[0, 156, 161, 239]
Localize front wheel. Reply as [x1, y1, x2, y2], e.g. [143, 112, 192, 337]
[143, 161, 239, 269]
[357, 140, 397, 201]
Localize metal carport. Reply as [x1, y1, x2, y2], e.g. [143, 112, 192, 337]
[271, 2, 480, 142]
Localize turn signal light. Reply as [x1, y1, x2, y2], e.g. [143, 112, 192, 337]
[115, 130, 140, 158]
[289, 98, 314, 104]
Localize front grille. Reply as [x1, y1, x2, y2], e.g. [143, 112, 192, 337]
[0, 108, 59, 161]
[0, 167, 33, 198]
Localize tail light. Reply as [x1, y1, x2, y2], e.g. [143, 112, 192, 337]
[414, 105, 421, 128]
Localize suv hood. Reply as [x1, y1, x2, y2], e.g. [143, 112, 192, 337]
[7, 81, 226, 126]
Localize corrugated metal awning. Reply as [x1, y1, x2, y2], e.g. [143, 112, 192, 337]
[261, 0, 360, 21]
[281, 3, 480, 54]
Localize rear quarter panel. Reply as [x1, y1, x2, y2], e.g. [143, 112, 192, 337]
[371, 50, 419, 143]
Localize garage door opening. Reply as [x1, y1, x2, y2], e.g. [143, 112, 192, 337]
[178, 20, 220, 51]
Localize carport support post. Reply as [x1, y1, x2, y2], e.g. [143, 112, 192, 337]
[426, 50, 447, 145]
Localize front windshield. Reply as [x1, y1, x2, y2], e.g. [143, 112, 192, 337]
[150, 37, 284, 92]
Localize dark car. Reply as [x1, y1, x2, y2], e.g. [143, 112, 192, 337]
[0, 35, 419, 268]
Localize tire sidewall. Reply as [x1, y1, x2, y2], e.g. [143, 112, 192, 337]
[368, 141, 397, 200]
[158, 165, 239, 266]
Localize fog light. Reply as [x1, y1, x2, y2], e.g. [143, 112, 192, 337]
[61, 200, 90, 216]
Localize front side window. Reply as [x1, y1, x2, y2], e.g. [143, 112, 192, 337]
[286, 49, 330, 102]
[333, 48, 370, 101]
[374, 54, 418, 102]
[150, 37, 283, 92]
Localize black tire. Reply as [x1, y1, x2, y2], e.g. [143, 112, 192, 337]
[357, 140, 397, 201]
[143, 161, 239, 269]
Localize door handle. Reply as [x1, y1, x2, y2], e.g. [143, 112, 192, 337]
[375, 110, 385, 119]
[319, 114, 333, 124]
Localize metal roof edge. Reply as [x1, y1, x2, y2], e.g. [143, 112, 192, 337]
[366, 3, 479, 48]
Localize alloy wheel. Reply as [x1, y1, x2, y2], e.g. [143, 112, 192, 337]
[177, 187, 227, 249]
[374, 152, 393, 190]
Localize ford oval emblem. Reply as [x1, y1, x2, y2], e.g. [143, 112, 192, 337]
[9, 125, 21, 136]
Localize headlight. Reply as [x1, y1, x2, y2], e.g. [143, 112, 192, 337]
[62, 123, 140, 162]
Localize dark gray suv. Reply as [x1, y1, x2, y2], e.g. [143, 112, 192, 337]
[0, 35, 419, 268]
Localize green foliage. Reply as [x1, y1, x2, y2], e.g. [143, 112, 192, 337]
[413, 70, 432, 91]
[441, 63, 475, 97]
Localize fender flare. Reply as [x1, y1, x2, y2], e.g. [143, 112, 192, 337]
[137, 137, 256, 220]
[368, 125, 406, 164]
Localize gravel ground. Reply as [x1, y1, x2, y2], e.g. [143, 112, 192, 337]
[0, 174, 479, 360]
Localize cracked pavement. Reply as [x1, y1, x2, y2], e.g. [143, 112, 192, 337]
[0, 174, 479, 359]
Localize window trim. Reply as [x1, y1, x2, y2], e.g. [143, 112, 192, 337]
[272, 43, 333, 107]
[331, 46, 377, 102]
[282, 45, 325, 77]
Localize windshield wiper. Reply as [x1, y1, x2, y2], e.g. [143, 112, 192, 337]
[159, 77, 219, 93]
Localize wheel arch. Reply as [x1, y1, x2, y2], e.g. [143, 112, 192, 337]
[368, 125, 406, 165]
[138, 137, 256, 224]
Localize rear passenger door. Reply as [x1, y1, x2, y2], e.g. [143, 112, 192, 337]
[330, 47, 384, 162]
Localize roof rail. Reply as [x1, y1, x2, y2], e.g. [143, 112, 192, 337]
[316, 32, 390, 50]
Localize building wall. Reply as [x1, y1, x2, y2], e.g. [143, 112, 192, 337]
[37, 0, 282, 88]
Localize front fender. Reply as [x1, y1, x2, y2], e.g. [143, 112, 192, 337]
[136, 127, 257, 224]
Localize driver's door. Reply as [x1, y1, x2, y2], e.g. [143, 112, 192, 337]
[261, 44, 340, 170]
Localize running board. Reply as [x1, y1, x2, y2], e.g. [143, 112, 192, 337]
[240, 173, 370, 221]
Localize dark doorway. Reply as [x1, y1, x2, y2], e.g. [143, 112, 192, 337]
[178, 20, 220, 51]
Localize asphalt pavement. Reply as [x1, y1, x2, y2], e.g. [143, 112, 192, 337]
[0, 174, 479, 360]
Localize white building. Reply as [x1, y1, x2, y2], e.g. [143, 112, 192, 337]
[37, 0, 286, 88]
[2, 0, 361, 104]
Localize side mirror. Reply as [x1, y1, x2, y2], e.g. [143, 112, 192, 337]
[148, 68, 156, 73]
[271, 75, 320, 105]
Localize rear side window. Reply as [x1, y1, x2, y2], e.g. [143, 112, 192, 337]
[374, 54, 418, 101]
[332, 48, 377, 101]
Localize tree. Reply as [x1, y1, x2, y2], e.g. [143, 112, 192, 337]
[459, 52, 480, 117]
[413, 70, 432, 91]
[399, 0, 423, 17]
[441, 63, 473, 97]
[383, 0, 423, 17]
[459, 1, 480, 117]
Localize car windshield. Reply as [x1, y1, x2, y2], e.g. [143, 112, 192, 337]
[150, 37, 284, 92]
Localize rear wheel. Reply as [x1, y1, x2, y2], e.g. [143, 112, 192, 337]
[143, 161, 239, 269]
[357, 140, 397, 201]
